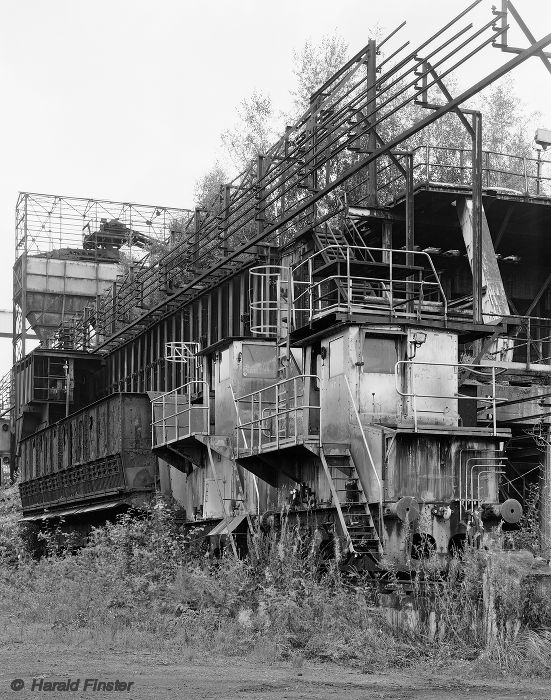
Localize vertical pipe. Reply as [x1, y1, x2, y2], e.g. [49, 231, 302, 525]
[472, 112, 484, 324]
[207, 293, 212, 347]
[150, 329, 154, 391]
[197, 298, 203, 347]
[276, 383, 279, 451]
[171, 317, 176, 390]
[259, 391, 263, 452]
[250, 395, 253, 454]
[137, 337, 141, 392]
[205, 380, 209, 434]
[527, 317, 531, 371]
[382, 221, 392, 264]
[405, 153, 415, 316]
[228, 280, 234, 336]
[21, 195, 28, 362]
[217, 286, 223, 344]
[64, 361, 70, 418]
[176, 389, 179, 441]
[346, 246, 351, 315]
[286, 267, 292, 381]
[294, 376, 298, 444]
[389, 249, 394, 313]
[156, 325, 161, 392]
[541, 427, 551, 561]
[239, 274, 246, 335]
[411, 362, 418, 431]
[459, 452, 463, 522]
[151, 400, 155, 448]
[308, 257, 313, 322]
[492, 367, 497, 437]
[426, 145, 430, 182]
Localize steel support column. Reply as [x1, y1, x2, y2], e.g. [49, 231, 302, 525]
[472, 112, 483, 324]
[405, 153, 415, 314]
[366, 39, 378, 206]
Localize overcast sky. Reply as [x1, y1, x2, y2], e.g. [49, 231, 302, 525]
[0, 0, 550, 375]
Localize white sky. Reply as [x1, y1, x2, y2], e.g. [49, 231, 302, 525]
[0, 0, 550, 375]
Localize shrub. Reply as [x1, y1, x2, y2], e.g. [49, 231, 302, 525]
[0, 487, 549, 676]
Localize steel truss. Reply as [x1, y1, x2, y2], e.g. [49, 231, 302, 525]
[23, 2, 551, 371]
[13, 192, 193, 363]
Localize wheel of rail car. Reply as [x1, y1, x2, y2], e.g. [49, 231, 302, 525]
[395, 496, 420, 522]
[259, 510, 277, 532]
[410, 533, 437, 560]
[500, 498, 523, 524]
[448, 533, 466, 557]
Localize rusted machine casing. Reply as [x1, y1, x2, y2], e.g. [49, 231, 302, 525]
[18, 393, 156, 516]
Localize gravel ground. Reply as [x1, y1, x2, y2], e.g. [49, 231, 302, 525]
[1, 642, 550, 700]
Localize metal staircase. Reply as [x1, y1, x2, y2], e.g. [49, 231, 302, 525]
[312, 222, 353, 262]
[310, 220, 379, 309]
[320, 444, 383, 557]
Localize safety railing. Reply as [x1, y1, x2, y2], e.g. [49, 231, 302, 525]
[292, 245, 447, 328]
[395, 361, 501, 435]
[249, 265, 289, 337]
[470, 312, 551, 370]
[19, 455, 127, 510]
[151, 380, 210, 448]
[375, 145, 551, 205]
[235, 374, 320, 457]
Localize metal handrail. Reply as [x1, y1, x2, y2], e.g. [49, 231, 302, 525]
[376, 144, 551, 201]
[151, 379, 210, 447]
[395, 360, 501, 435]
[477, 311, 551, 370]
[292, 245, 447, 323]
[249, 265, 288, 336]
[235, 374, 320, 456]
[298, 274, 444, 307]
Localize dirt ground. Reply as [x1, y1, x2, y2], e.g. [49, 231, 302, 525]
[1, 643, 550, 700]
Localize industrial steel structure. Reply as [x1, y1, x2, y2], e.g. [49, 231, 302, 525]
[10, 1, 551, 567]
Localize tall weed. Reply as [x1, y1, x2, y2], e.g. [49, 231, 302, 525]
[0, 486, 549, 676]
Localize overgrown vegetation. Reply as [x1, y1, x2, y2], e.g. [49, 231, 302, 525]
[0, 484, 550, 677]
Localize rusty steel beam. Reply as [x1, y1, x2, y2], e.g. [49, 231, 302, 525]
[50, 8, 551, 357]
[102, 31, 548, 344]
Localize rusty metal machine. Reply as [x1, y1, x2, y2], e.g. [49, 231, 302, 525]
[9, 1, 551, 568]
